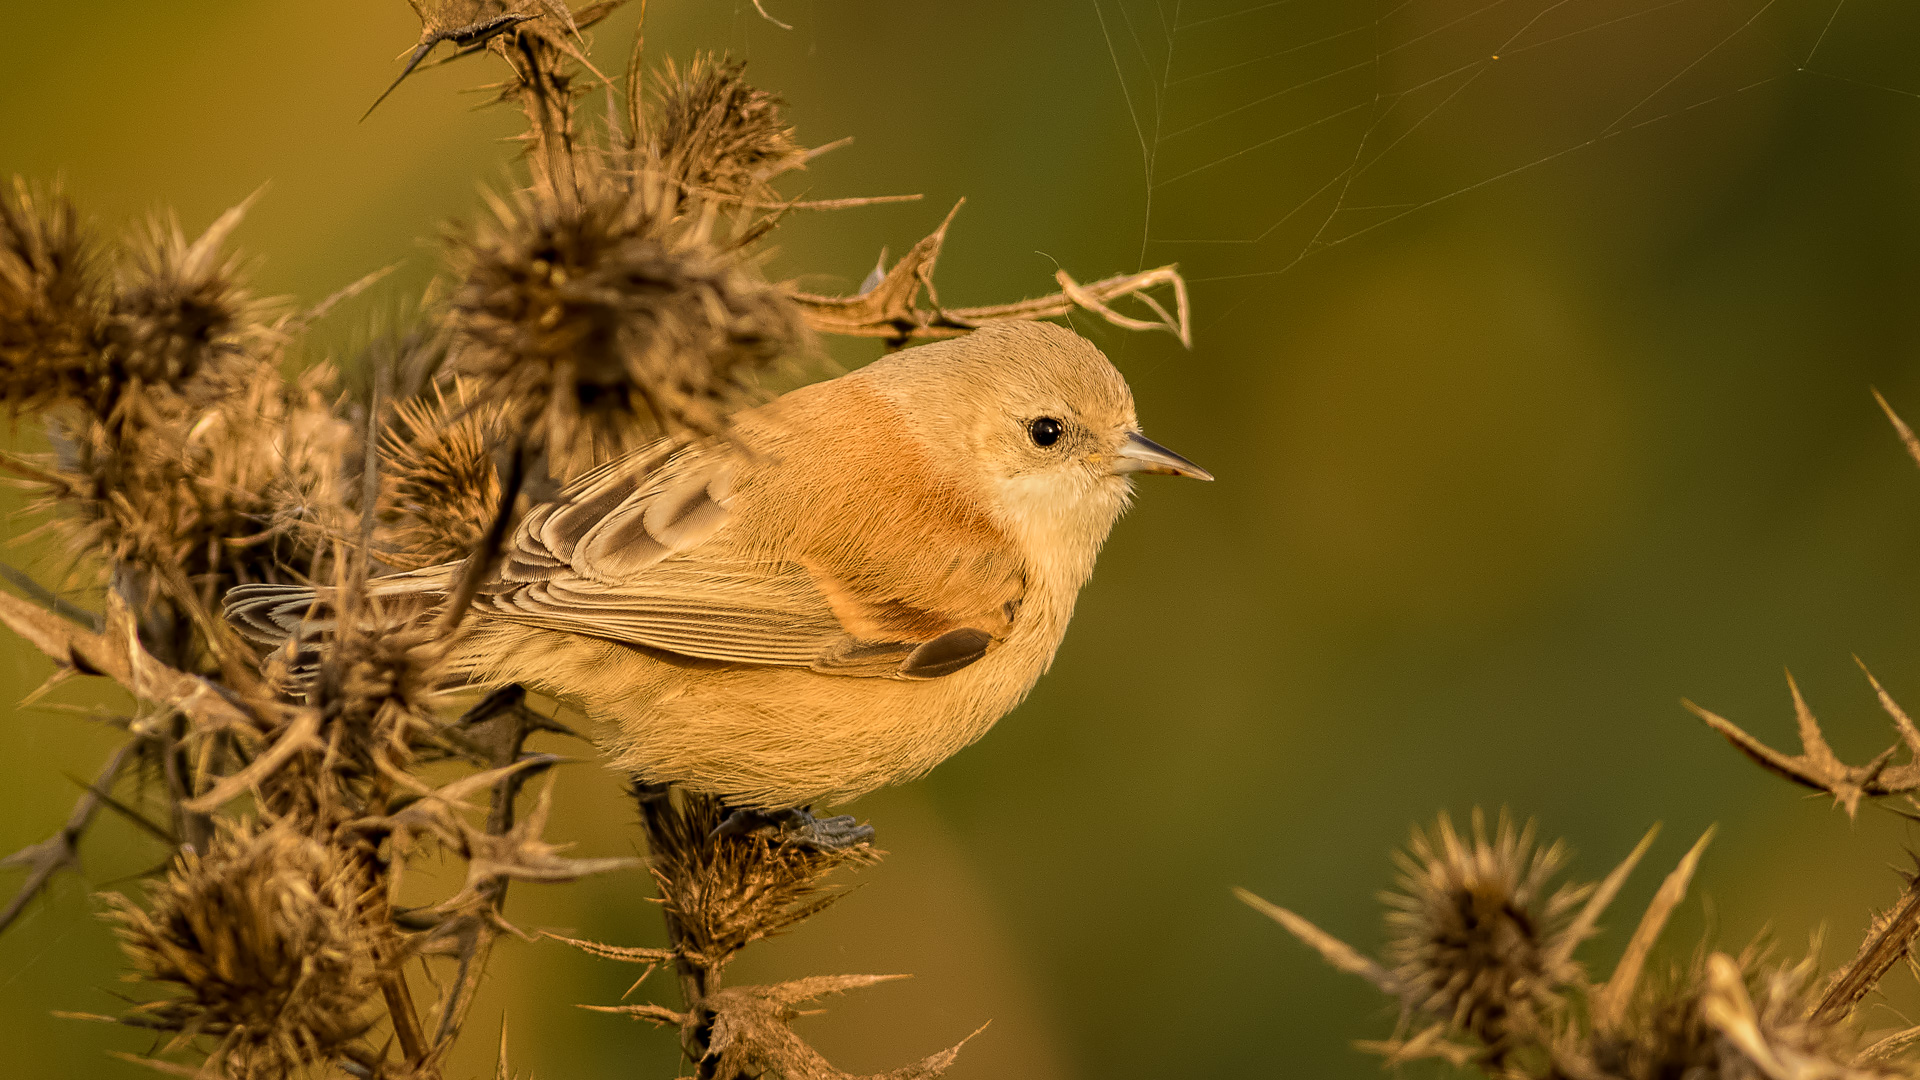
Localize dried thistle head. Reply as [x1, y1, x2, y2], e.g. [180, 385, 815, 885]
[45, 394, 214, 599]
[645, 54, 805, 203]
[1385, 809, 1586, 1043]
[444, 171, 803, 459]
[311, 595, 445, 779]
[0, 178, 103, 411]
[1732, 956, 1879, 1080]
[638, 789, 874, 974]
[380, 379, 503, 569]
[1597, 945, 1892, 1080]
[103, 206, 265, 397]
[13, 192, 309, 616]
[1593, 944, 1750, 1080]
[102, 820, 385, 1078]
[259, 362, 358, 564]
[42, 354, 347, 609]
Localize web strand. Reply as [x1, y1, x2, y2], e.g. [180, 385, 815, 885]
[1089, 0, 1920, 305]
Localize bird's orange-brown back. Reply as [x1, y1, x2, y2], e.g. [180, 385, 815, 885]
[728, 376, 1026, 644]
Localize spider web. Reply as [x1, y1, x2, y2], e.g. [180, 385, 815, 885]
[1092, 0, 1920, 330]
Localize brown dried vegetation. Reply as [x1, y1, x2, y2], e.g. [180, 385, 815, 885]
[0, 2, 1193, 1077]
[557, 790, 984, 1079]
[95, 822, 389, 1080]
[443, 167, 803, 463]
[1241, 397, 1920, 1079]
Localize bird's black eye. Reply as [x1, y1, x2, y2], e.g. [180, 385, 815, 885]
[1028, 417, 1064, 447]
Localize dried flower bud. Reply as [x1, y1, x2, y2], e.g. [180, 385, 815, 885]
[1384, 810, 1583, 1044]
[314, 602, 444, 776]
[380, 380, 503, 570]
[44, 356, 346, 602]
[104, 209, 260, 394]
[647, 55, 806, 202]
[1605, 962, 1724, 1080]
[445, 173, 803, 457]
[1598, 947, 1894, 1080]
[102, 822, 384, 1077]
[639, 789, 873, 972]
[0, 178, 102, 411]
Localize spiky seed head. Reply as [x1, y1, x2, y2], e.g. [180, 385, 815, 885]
[43, 356, 347, 601]
[1601, 962, 1724, 1080]
[102, 821, 384, 1078]
[0, 178, 102, 411]
[445, 174, 803, 458]
[260, 362, 357, 566]
[314, 601, 444, 776]
[16, 195, 301, 600]
[380, 380, 503, 570]
[104, 210, 261, 393]
[639, 789, 874, 972]
[1597, 946, 1892, 1080]
[647, 55, 805, 202]
[1, 185, 270, 417]
[1384, 810, 1584, 1044]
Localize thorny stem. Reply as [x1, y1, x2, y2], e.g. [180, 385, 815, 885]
[0, 560, 99, 630]
[430, 685, 558, 1052]
[0, 587, 263, 753]
[632, 781, 729, 1073]
[109, 569, 216, 851]
[1816, 872, 1920, 1023]
[0, 742, 139, 932]
[363, 13, 534, 122]
[357, 755, 431, 1070]
[381, 970, 430, 1067]
[515, 33, 581, 210]
[163, 714, 212, 854]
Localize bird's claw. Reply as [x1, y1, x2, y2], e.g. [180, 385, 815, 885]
[712, 807, 875, 851]
[785, 812, 875, 851]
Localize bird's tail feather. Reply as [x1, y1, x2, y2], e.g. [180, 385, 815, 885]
[223, 569, 450, 651]
[223, 583, 336, 648]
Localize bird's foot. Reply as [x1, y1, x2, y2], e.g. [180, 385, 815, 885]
[712, 806, 875, 851]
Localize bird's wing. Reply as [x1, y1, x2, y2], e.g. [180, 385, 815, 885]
[473, 433, 1026, 679]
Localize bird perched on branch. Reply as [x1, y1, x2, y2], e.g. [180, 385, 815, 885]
[227, 321, 1209, 844]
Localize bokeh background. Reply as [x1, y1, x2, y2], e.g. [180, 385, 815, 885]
[6, 0, 1920, 1076]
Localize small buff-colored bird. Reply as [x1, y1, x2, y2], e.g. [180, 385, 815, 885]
[229, 322, 1208, 834]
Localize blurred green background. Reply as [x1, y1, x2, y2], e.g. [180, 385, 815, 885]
[6, 0, 1920, 1076]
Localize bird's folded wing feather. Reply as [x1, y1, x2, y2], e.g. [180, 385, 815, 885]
[471, 434, 1025, 678]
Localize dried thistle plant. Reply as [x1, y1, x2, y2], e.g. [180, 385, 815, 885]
[1243, 393, 1920, 1079]
[1237, 810, 1920, 1080]
[1383, 811, 1588, 1048]
[633, 788, 875, 982]
[0, 3, 1198, 1077]
[559, 789, 977, 1080]
[90, 821, 389, 1080]
[643, 54, 808, 204]
[379, 380, 503, 570]
[443, 167, 803, 462]
[0, 179, 100, 412]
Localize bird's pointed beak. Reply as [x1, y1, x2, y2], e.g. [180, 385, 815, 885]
[1111, 431, 1213, 481]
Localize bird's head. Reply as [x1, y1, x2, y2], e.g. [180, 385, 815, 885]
[863, 321, 1211, 576]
